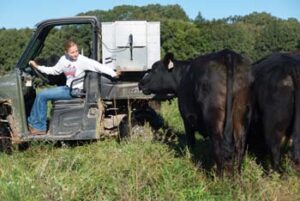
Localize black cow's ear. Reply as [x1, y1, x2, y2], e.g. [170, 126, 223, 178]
[164, 53, 174, 62]
[163, 53, 174, 69]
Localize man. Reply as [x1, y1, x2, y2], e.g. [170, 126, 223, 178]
[28, 39, 121, 135]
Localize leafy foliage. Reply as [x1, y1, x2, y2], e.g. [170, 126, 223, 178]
[0, 28, 31, 74]
[161, 19, 204, 59]
[254, 19, 300, 59]
[0, 4, 299, 75]
[80, 4, 189, 22]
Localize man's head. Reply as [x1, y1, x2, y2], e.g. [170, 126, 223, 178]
[64, 40, 79, 61]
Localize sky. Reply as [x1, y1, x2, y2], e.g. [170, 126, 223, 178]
[1, 0, 299, 29]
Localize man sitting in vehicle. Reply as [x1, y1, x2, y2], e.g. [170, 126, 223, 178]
[28, 39, 121, 135]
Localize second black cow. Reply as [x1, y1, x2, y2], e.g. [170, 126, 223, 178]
[249, 52, 300, 172]
[139, 49, 252, 175]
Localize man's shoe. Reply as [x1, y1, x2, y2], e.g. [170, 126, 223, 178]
[29, 126, 46, 135]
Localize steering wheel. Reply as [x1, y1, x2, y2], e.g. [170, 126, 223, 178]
[29, 65, 50, 83]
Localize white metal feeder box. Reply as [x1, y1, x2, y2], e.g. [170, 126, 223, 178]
[101, 21, 160, 71]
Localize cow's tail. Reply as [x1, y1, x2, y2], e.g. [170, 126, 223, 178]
[223, 52, 235, 165]
[290, 61, 300, 165]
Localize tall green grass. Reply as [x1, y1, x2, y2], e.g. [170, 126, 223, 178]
[0, 99, 299, 200]
[0, 141, 209, 200]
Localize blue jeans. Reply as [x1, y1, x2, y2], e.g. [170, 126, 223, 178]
[28, 86, 72, 131]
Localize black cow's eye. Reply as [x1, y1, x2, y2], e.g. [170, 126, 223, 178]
[151, 68, 157, 73]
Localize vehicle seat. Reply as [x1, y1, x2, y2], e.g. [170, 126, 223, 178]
[52, 75, 87, 105]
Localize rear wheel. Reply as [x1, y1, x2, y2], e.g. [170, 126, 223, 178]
[118, 115, 149, 140]
[0, 122, 12, 154]
[118, 107, 163, 141]
[18, 142, 30, 151]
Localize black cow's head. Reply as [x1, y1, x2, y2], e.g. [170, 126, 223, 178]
[139, 53, 177, 95]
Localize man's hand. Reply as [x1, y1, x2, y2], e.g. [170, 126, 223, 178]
[28, 60, 38, 68]
[115, 70, 122, 78]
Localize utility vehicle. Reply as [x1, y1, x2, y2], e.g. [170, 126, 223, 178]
[0, 16, 166, 152]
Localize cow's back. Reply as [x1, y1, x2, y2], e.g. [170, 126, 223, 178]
[181, 50, 252, 129]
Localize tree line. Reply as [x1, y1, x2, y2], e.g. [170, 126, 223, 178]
[0, 4, 299, 75]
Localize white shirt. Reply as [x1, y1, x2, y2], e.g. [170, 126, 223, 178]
[36, 54, 117, 89]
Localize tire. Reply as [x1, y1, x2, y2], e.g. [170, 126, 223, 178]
[118, 115, 146, 140]
[118, 108, 163, 141]
[18, 142, 30, 151]
[0, 123, 12, 154]
[133, 107, 164, 130]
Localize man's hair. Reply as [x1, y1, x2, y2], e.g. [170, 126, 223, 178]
[64, 40, 77, 51]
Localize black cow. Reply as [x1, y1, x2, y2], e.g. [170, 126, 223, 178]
[249, 52, 300, 172]
[139, 49, 252, 175]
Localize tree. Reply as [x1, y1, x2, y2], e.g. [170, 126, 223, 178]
[80, 4, 189, 22]
[161, 20, 204, 60]
[0, 28, 31, 74]
[240, 12, 278, 26]
[194, 12, 206, 24]
[196, 20, 255, 60]
[1, 5, 300, 75]
[254, 19, 300, 59]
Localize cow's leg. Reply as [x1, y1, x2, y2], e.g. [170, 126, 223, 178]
[292, 131, 300, 168]
[232, 89, 249, 173]
[206, 106, 228, 176]
[211, 133, 224, 176]
[183, 119, 196, 149]
[178, 98, 197, 149]
[263, 118, 283, 172]
[291, 68, 300, 169]
[292, 96, 300, 168]
[233, 122, 246, 173]
[211, 125, 235, 176]
[270, 136, 282, 172]
[293, 142, 300, 166]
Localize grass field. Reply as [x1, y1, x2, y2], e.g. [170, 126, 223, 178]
[0, 100, 300, 200]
